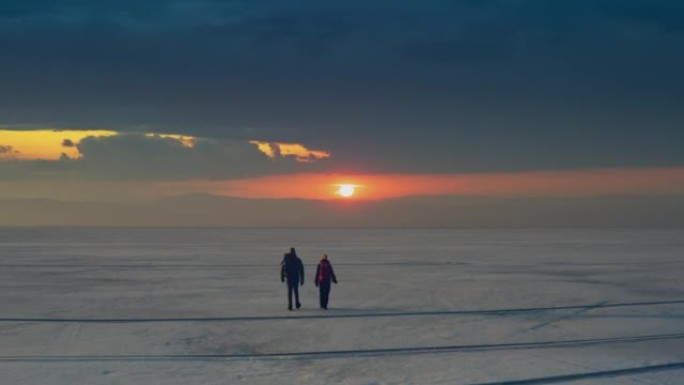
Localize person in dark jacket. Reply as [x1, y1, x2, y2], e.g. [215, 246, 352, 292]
[281, 247, 304, 310]
[314, 254, 337, 310]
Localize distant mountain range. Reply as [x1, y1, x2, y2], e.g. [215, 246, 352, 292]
[1, 194, 683, 227]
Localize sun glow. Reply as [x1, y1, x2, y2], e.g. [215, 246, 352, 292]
[157, 168, 684, 202]
[337, 184, 356, 198]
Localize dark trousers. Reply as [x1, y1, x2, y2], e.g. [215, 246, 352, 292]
[319, 281, 331, 309]
[287, 279, 300, 309]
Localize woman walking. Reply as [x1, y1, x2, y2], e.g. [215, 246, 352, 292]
[314, 254, 337, 310]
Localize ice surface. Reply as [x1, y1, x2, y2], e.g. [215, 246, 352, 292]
[1, 228, 683, 384]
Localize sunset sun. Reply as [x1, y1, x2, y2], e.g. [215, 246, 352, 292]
[337, 184, 356, 198]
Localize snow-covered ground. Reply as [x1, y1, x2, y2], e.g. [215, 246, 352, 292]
[1, 228, 683, 384]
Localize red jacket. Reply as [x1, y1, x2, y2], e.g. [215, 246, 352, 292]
[315, 260, 337, 285]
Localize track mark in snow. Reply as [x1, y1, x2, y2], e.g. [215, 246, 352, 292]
[529, 301, 608, 331]
[1, 333, 683, 362]
[61, 324, 83, 355]
[471, 362, 684, 384]
[2, 299, 683, 323]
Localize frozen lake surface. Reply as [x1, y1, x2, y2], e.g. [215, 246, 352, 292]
[1, 227, 684, 384]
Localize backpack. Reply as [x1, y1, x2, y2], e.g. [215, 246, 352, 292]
[283, 254, 301, 277]
[318, 261, 332, 282]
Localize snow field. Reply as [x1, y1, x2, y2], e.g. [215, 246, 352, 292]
[1, 228, 683, 384]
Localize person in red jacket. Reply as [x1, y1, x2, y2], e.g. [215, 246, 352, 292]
[314, 254, 337, 310]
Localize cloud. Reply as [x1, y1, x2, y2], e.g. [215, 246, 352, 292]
[1, 1, 682, 176]
[72, 133, 281, 180]
[0, 129, 117, 160]
[0, 145, 15, 155]
[0, 130, 331, 181]
[3, 1, 682, 73]
[249, 140, 330, 162]
[144, 133, 195, 148]
[61, 139, 75, 147]
[595, 0, 684, 33]
[400, 0, 684, 65]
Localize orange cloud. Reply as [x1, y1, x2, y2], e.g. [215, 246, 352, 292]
[249, 140, 276, 158]
[158, 167, 684, 200]
[249, 140, 330, 162]
[0, 129, 118, 160]
[0, 130, 199, 161]
[144, 133, 196, 148]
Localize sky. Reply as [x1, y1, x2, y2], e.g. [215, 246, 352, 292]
[1, 0, 683, 226]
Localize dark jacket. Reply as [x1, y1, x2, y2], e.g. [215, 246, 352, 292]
[315, 259, 337, 286]
[281, 253, 304, 284]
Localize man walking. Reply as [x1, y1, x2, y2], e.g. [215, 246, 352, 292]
[281, 247, 304, 310]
